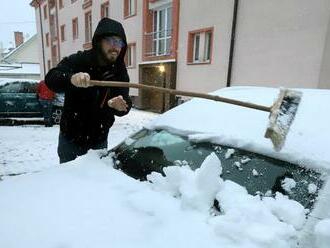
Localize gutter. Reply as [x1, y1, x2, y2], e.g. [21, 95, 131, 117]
[226, 0, 239, 87]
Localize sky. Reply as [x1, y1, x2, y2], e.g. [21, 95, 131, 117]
[0, 0, 36, 49]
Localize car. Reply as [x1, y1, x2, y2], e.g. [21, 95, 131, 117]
[108, 86, 330, 248]
[0, 78, 63, 124]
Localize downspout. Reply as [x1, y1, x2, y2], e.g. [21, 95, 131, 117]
[37, 0, 46, 77]
[226, 0, 239, 87]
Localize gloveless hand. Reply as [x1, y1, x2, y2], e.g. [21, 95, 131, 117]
[71, 72, 91, 88]
[107, 95, 128, 112]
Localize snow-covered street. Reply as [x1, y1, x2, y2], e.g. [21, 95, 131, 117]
[0, 109, 158, 177]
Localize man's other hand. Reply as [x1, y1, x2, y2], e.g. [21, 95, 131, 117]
[71, 72, 91, 88]
[107, 95, 128, 112]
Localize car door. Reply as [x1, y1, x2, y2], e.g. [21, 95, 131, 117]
[19, 81, 40, 115]
[0, 81, 24, 116]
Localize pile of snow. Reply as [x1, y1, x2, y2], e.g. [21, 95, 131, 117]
[314, 219, 330, 248]
[0, 151, 309, 248]
[147, 87, 330, 171]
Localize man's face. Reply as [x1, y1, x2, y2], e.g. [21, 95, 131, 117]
[100, 35, 125, 63]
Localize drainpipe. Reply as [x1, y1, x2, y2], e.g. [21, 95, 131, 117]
[226, 0, 239, 87]
[37, 0, 46, 77]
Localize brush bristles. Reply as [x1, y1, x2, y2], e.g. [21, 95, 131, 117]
[265, 89, 302, 151]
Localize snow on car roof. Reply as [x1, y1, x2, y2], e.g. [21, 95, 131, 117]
[147, 86, 330, 171]
[0, 77, 38, 86]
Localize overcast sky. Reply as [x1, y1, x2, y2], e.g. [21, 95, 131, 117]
[0, 1, 36, 49]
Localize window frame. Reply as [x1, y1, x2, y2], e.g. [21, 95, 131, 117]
[43, 4, 48, 19]
[45, 32, 50, 47]
[101, 1, 110, 18]
[72, 17, 79, 40]
[124, 0, 137, 19]
[152, 4, 172, 57]
[84, 11, 92, 43]
[59, 0, 64, 9]
[187, 27, 214, 65]
[60, 24, 66, 42]
[125, 43, 136, 68]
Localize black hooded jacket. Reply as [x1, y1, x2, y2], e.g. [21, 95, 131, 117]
[45, 18, 132, 146]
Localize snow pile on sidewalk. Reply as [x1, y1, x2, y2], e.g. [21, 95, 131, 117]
[0, 151, 307, 248]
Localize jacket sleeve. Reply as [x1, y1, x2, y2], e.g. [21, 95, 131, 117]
[108, 64, 132, 117]
[45, 53, 81, 93]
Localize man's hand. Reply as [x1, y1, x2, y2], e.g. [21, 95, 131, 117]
[107, 95, 128, 112]
[71, 72, 91, 88]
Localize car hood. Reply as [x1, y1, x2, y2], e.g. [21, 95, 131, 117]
[147, 86, 330, 171]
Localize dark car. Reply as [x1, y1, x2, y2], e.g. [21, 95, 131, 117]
[106, 86, 330, 247]
[0, 78, 63, 124]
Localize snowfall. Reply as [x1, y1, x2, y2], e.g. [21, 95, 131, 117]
[1, 87, 330, 248]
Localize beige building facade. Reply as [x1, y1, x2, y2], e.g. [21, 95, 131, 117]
[31, 0, 330, 112]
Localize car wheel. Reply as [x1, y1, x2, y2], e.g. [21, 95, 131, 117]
[52, 108, 62, 124]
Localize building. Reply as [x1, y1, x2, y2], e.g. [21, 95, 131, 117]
[30, 0, 330, 112]
[0, 33, 40, 80]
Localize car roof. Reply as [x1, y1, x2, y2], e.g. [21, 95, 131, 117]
[147, 86, 330, 171]
[0, 78, 38, 87]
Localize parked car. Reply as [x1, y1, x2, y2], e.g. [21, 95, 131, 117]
[109, 86, 330, 247]
[0, 78, 63, 124]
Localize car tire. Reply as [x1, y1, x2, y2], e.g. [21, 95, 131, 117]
[52, 108, 62, 125]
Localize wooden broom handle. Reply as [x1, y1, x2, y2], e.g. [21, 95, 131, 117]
[90, 80, 271, 112]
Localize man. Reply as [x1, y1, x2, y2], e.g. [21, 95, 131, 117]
[45, 18, 132, 163]
[37, 79, 55, 127]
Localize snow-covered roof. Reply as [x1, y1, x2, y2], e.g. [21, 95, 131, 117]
[0, 63, 40, 75]
[3, 34, 37, 61]
[148, 86, 330, 171]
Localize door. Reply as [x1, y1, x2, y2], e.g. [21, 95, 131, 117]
[140, 66, 166, 113]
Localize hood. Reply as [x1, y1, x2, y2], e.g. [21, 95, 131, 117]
[92, 18, 128, 63]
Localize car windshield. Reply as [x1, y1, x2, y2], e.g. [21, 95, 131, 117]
[112, 129, 323, 209]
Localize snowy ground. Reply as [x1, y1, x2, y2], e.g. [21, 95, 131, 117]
[0, 108, 158, 176]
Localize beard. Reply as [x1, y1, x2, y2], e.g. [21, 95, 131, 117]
[97, 45, 120, 65]
[104, 49, 119, 62]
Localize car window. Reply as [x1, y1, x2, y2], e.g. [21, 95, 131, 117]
[20, 82, 37, 93]
[113, 129, 323, 209]
[0, 81, 22, 93]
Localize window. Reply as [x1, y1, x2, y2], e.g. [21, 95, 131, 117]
[152, 5, 172, 56]
[43, 5, 48, 19]
[45, 33, 50, 47]
[101, 1, 110, 18]
[124, 0, 136, 18]
[187, 27, 214, 64]
[125, 43, 136, 68]
[204, 31, 212, 61]
[72, 18, 79, 40]
[47, 60, 51, 71]
[193, 34, 200, 62]
[59, 0, 64, 9]
[85, 12, 92, 43]
[60, 25, 65, 42]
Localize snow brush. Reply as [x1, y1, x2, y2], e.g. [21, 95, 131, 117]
[90, 80, 302, 151]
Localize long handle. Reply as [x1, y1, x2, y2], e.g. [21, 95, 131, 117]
[90, 80, 271, 112]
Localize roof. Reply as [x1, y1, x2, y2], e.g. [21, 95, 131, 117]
[3, 34, 37, 62]
[147, 86, 330, 171]
[0, 77, 38, 86]
[0, 63, 40, 76]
